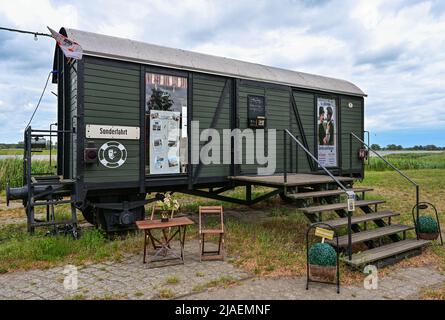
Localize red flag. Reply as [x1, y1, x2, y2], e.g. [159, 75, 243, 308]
[47, 27, 83, 60]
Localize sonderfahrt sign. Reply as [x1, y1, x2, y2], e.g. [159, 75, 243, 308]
[86, 124, 140, 140]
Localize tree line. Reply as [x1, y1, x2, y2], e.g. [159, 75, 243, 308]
[370, 144, 445, 151]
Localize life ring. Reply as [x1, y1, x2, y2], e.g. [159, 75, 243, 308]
[98, 141, 127, 168]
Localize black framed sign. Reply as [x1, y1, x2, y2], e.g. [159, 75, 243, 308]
[247, 95, 266, 128]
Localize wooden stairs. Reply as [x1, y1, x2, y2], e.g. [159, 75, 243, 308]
[290, 185, 430, 268]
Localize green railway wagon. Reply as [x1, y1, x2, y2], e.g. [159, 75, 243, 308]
[6, 28, 368, 233]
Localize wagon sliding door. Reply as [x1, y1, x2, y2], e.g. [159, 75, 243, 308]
[145, 70, 188, 175]
[191, 74, 231, 182]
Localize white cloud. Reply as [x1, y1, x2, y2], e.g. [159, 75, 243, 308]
[0, 0, 444, 144]
[0, 0, 78, 30]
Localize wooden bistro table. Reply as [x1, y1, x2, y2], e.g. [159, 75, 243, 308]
[136, 217, 194, 267]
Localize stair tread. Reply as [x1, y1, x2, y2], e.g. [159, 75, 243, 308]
[287, 188, 373, 200]
[327, 224, 414, 247]
[341, 239, 430, 266]
[300, 200, 385, 214]
[317, 211, 399, 228]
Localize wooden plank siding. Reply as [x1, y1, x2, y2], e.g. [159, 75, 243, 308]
[82, 58, 140, 183]
[340, 96, 364, 173]
[192, 74, 231, 179]
[292, 90, 316, 173]
[264, 86, 290, 173]
[238, 82, 290, 174]
[238, 83, 266, 174]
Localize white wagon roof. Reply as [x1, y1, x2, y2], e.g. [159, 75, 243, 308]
[61, 28, 366, 97]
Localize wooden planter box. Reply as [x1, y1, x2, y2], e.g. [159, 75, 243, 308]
[309, 264, 337, 283]
[418, 232, 439, 240]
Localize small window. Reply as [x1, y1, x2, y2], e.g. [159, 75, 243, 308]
[145, 72, 188, 175]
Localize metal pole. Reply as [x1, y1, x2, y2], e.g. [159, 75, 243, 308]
[49, 123, 53, 167]
[296, 135, 299, 173]
[416, 185, 420, 240]
[283, 130, 287, 185]
[349, 133, 353, 178]
[348, 209, 352, 260]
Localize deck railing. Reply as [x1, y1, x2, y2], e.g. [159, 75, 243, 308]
[349, 132, 421, 239]
[283, 129, 355, 260]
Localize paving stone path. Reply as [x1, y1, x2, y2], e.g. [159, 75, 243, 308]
[0, 240, 250, 300]
[183, 266, 445, 300]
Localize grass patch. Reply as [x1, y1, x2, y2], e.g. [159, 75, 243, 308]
[157, 288, 174, 299]
[193, 276, 238, 292]
[0, 226, 143, 272]
[421, 285, 445, 300]
[195, 271, 205, 277]
[165, 275, 180, 285]
[224, 211, 308, 277]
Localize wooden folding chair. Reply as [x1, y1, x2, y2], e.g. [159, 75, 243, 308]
[199, 206, 225, 261]
[148, 205, 175, 250]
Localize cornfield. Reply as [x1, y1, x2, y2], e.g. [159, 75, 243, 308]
[0, 159, 55, 192]
[366, 152, 445, 171]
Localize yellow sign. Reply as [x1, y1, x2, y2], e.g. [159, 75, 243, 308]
[315, 227, 334, 241]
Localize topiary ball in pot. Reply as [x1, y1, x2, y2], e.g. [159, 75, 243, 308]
[309, 243, 337, 266]
[308, 243, 337, 282]
[417, 216, 439, 240]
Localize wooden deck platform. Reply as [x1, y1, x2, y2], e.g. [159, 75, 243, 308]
[228, 173, 355, 187]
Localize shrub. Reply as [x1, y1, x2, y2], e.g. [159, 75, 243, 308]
[417, 216, 438, 234]
[308, 242, 337, 266]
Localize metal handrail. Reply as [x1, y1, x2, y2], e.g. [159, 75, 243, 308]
[349, 132, 420, 239]
[283, 129, 354, 260]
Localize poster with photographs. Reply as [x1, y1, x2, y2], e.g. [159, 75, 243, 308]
[317, 98, 337, 167]
[149, 110, 181, 174]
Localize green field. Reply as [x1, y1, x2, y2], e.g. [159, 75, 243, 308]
[366, 152, 445, 171]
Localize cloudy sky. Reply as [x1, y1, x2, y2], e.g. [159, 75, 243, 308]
[0, 0, 444, 147]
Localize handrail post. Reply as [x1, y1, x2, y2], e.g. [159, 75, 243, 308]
[346, 190, 355, 261]
[295, 135, 299, 173]
[349, 132, 353, 178]
[283, 130, 287, 186]
[415, 185, 420, 240]
[348, 209, 352, 260]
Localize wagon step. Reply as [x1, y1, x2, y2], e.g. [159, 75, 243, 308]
[288, 187, 373, 200]
[315, 211, 399, 229]
[300, 199, 385, 214]
[327, 224, 413, 247]
[341, 239, 430, 268]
